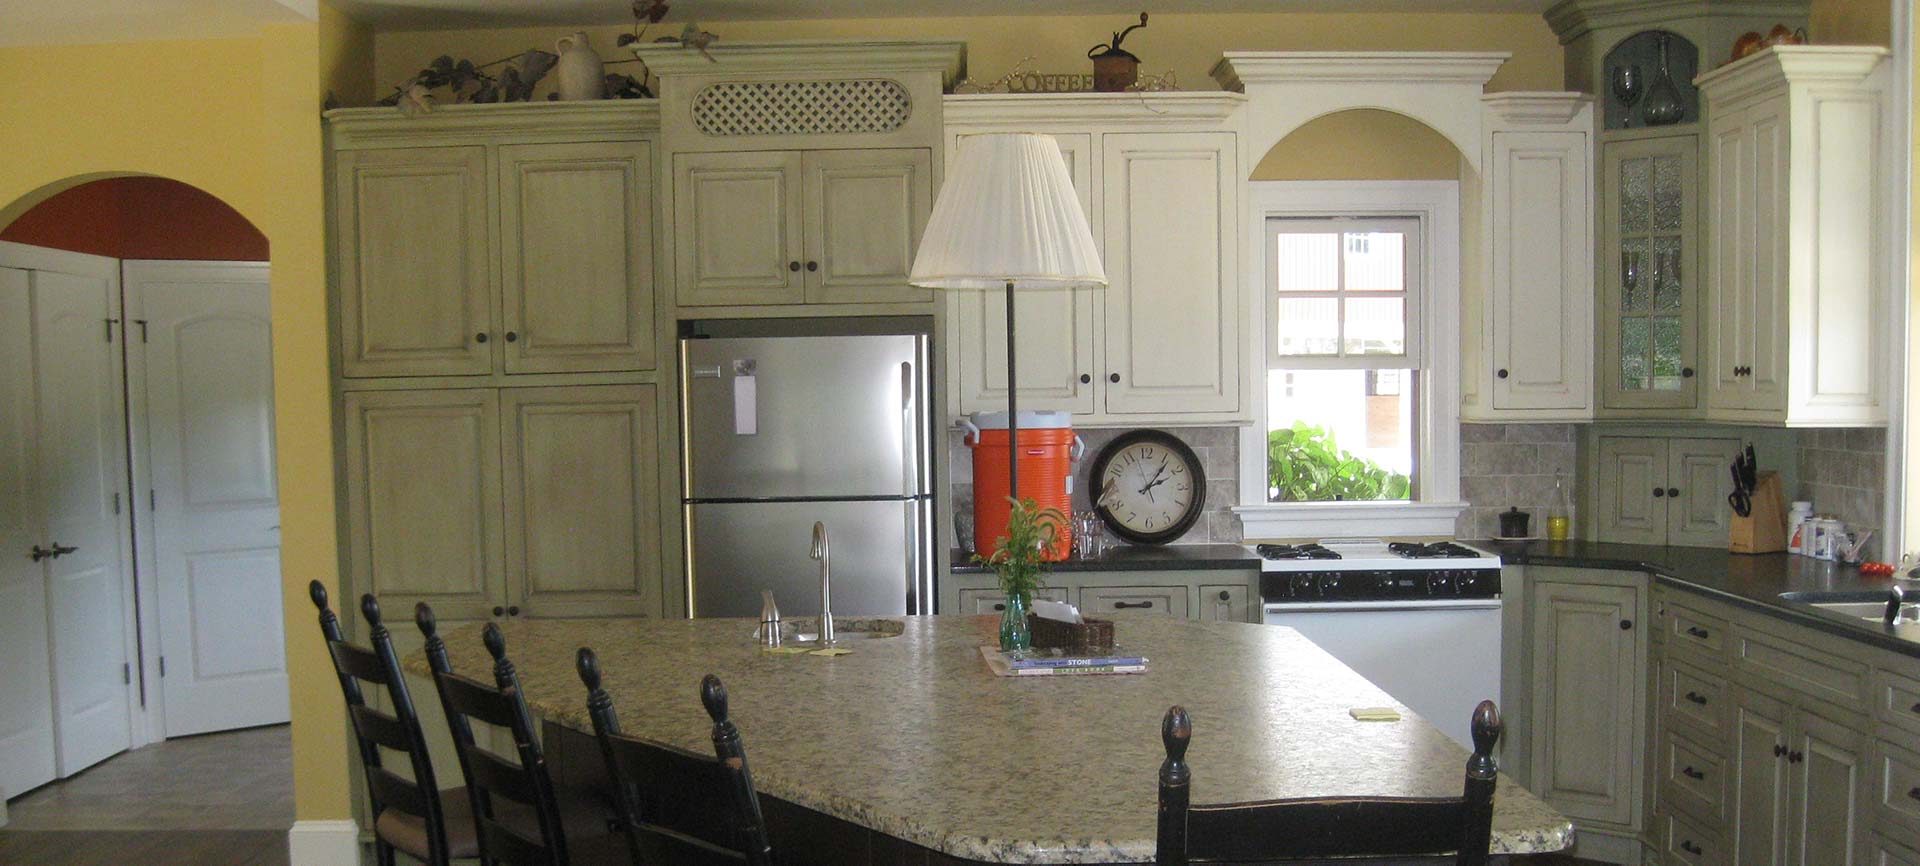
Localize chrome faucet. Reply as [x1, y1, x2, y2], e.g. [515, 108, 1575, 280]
[811, 522, 834, 646]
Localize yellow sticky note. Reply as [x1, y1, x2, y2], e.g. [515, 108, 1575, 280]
[1349, 707, 1401, 722]
[809, 648, 854, 657]
[763, 646, 811, 655]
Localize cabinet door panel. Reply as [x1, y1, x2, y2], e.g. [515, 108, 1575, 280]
[1667, 438, 1741, 547]
[803, 148, 932, 304]
[953, 133, 1097, 415]
[956, 587, 1071, 615]
[1529, 581, 1640, 825]
[1080, 585, 1190, 618]
[344, 389, 503, 620]
[1707, 111, 1748, 411]
[1596, 437, 1667, 545]
[1101, 132, 1238, 415]
[1601, 136, 1699, 411]
[336, 146, 492, 377]
[501, 386, 659, 618]
[1733, 687, 1790, 866]
[674, 151, 804, 306]
[500, 141, 655, 373]
[1746, 100, 1789, 413]
[1792, 710, 1864, 866]
[1490, 131, 1591, 411]
[1197, 584, 1249, 623]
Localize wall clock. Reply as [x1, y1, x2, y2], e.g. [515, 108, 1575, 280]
[1089, 429, 1206, 545]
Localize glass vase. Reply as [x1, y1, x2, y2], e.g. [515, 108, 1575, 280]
[999, 592, 1031, 653]
[1642, 34, 1685, 126]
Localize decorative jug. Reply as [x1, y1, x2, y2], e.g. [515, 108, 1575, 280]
[554, 32, 605, 101]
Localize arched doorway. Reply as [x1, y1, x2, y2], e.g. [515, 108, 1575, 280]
[0, 176, 289, 839]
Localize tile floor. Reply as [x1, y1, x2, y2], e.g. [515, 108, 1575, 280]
[0, 724, 292, 865]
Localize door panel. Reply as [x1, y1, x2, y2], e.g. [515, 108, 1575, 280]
[1746, 101, 1789, 413]
[1707, 111, 1747, 411]
[1528, 581, 1639, 825]
[1733, 687, 1790, 866]
[1101, 132, 1238, 414]
[803, 148, 933, 304]
[33, 269, 133, 776]
[502, 386, 659, 618]
[344, 390, 504, 620]
[1791, 710, 1863, 866]
[674, 151, 804, 306]
[335, 146, 492, 377]
[1197, 585, 1249, 623]
[1490, 130, 1591, 411]
[1667, 438, 1740, 548]
[1596, 437, 1666, 545]
[500, 141, 656, 373]
[1082, 585, 1190, 618]
[131, 264, 289, 737]
[0, 266, 56, 798]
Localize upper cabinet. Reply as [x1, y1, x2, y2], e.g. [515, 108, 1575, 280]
[327, 103, 661, 379]
[1463, 94, 1596, 421]
[943, 94, 1248, 424]
[1601, 133, 1701, 412]
[1698, 46, 1889, 427]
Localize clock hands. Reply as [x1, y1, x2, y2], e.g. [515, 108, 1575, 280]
[1138, 460, 1170, 495]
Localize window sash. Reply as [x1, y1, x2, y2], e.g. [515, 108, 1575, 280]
[1266, 216, 1422, 370]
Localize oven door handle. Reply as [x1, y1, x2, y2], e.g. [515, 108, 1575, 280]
[1262, 599, 1503, 613]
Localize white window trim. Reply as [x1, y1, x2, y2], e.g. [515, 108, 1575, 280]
[1235, 181, 1465, 540]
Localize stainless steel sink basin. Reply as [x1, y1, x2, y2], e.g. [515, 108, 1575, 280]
[766, 617, 905, 645]
[1779, 591, 1916, 624]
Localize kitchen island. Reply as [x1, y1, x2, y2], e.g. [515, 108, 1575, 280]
[412, 614, 1572, 864]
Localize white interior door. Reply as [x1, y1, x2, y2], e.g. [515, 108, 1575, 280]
[0, 266, 57, 798]
[33, 268, 134, 776]
[127, 262, 286, 737]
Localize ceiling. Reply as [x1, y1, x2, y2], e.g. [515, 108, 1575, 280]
[331, 0, 1558, 31]
[0, 0, 313, 47]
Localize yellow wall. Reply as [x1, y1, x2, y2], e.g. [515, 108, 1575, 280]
[0, 22, 351, 825]
[1809, 0, 1892, 45]
[1253, 109, 1463, 181]
[321, 3, 377, 107]
[367, 11, 1563, 105]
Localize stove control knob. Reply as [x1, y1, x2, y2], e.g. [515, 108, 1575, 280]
[1290, 574, 1315, 598]
[1431, 572, 1455, 596]
[1319, 574, 1341, 596]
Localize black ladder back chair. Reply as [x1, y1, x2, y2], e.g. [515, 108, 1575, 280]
[576, 647, 776, 866]
[417, 605, 572, 866]
[1155, 700, 1503, 866]
[309, 582, 474, 866]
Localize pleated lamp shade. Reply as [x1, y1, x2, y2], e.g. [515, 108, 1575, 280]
[909, 133, 1107, 291]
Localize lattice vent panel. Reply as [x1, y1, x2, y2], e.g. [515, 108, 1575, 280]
[691, 79, 912, 136]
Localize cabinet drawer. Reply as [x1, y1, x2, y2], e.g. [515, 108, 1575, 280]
[1661, 811, 1727, 866]
[1664, 600, 1729, 665]
[957, 587, 1070, 615]
[1660, 729, 1729, 823]
[1872, 740, 1920, 837]
[1662, 659, 1731, 739]
[1733, 628, 1868, 711]
[1873, 669, 1920, 739]
[1080, 585, 1190, 618]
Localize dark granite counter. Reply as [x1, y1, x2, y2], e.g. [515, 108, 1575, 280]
[1482, 539, 1920, 658]
[949, 543, 1259, 574]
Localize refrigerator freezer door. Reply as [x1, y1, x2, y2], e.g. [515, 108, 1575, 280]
[683, 335, 927, 500]
[690, 499, 925, 618]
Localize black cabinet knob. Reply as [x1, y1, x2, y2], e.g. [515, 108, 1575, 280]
[504, 331, 518, 343]
[1654, 487, 1667, 498]
[1496, 368, 1510, 379]
[1773, 743, 1788, 758]
[1788, 750, 1804, 764]
[1667, 487, 1681, 498]
[788, 261, 801, 272]
[806, 260, 818, 272]
[1217, 590, 1231, 602]
[1079, 374, 1091, 384]
[1109, 373, 1120, 383]
[30, 545, 54, 562]
[507, 605, 521, 616]
[1686, 626, 1710, 639]
[1680, 841, 1702, 856]
[993, 603, 1006, 612]
[1682, 367, 1695, 378]
[476, 332, 489, 343]
[1620, 619, 1633, 630]
[1684, 691, 1709, 706]
[492, 606, 505, 617]
[1907, 786, 1919, 802]
[1682, 766, 1705, 780]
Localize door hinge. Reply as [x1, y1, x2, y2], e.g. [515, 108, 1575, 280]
[112, 492, 120, 515]
[121, 663, 131, 684]
[159, 656, 166, 677]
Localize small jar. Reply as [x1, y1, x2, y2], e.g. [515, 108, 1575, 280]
[1785, 501, 1813, 555]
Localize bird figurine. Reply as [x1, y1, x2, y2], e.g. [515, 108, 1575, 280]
[681, 22, 718, 62]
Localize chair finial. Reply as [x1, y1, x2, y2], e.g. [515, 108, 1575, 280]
[308, 579, 329, 610]
[360, 594, 383, 627]
[1467, 699, 1502, 780]
[414, 602, 438, 637]
[701, 673, 730, 723]
[576, 647, 601, 690]
[1161, 705, 1191, 763]
[483, 622, 507, 661]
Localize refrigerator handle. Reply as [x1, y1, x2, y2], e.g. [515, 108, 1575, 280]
[903, 499, 922, 614]
[900, 360, 921, 498]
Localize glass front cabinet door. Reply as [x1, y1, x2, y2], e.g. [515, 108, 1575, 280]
[1601, 133, 1699, 412]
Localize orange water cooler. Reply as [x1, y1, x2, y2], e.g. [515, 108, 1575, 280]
[961, 411, 1082, 561]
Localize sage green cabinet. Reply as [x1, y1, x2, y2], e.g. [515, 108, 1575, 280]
[941, 567, 1256, 623]
[1593, 435, 1740, 547]
[1600, 132, 1700, 413]
[1528, 577, 1647, 828]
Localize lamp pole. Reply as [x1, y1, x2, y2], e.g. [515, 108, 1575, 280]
[1004, 278, 1018, 500]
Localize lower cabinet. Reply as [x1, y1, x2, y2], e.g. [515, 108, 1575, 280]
[955, 587, 1070, 615]
[1080, 585, 1189, 618]
[1731, 684, 1868, 866]
[1525, 572, 1648, 830]
[941, 567, 1256, 623]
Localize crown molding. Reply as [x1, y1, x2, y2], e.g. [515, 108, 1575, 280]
[941, 92, 1246, 127]
[324, 100, 660, 147]
[634, 40, 966, 86]
[1482, 92, 1597, 126]
[1210, 52, 1509, 92]
[1543, 0, 1810, 45]
[1695, 44, 1887, 105]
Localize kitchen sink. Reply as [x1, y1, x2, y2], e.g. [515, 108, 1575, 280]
[1778, 591, 1917, 623]
[770, 617, 906, 645]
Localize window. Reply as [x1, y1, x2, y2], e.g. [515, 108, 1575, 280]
[1235, 182, 1464, 539]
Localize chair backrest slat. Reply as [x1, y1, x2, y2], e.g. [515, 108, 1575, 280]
[309, 583, 453, 865]
[418, 606, 570, 866]
[1155, 700, 1504, 866]
[575, 647, 774, 866]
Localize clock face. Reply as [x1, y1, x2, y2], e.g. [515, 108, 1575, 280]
[1090, 431, 1207, 545]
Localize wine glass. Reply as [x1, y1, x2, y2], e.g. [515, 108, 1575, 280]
[1610, 64, 1643, 127]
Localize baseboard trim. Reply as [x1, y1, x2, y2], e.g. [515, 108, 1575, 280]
[287, 819, 360, 866]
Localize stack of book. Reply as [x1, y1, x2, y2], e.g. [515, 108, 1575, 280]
[979, 646, 1147, 677]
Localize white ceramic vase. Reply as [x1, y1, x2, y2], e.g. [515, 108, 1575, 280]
[554, 32, 605, 101]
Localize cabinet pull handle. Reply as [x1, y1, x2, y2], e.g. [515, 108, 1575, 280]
[1080, 374, 1091, 384]
[1667, 487, 1680, 498]
[1680, 840, 1702, 856]
[1620, 619, 1633, 630]
[492, 606, 505, 617]
[1908, 787, 1920, 802]
[806, 260, 818, 272]
[1788, 750, 1804, 763]
[1682, 766, 1705, 780]
[1773, 744, 1788, 758]
[476, 332, 489, 343]
[1114, 600, 1155, 609]
[1109, 373, 1120, 383]
[1496, 368, 1510, 379]
[1682, 367, 1695, 378]
[788, 261, 801, 272]
[507, 605, 520, 616]
[992, 603, 1006, 612]
[1685, 626, 1710, 639]
[1684, 691, 1708, 705]
[30, 545, 55, 562]
[1654, 487, 1667, 498]
[1217, 590, 1232, 602]
[504, 331, 518, 343]
[1910, 701, 1920, 714]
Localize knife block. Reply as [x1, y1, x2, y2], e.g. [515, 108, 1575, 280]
[1730, 471, 1787, 554]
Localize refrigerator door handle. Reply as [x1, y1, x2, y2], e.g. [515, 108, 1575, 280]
[903, 498, 921, 614]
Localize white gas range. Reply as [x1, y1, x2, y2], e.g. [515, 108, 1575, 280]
[1252, 539, 1503, 749]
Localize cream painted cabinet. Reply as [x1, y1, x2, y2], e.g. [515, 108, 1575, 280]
[499, 141, 656, 373]
[1528, 578, 1645, 828]
[1101, 132, 1239, 416]
[335, 146, 493, 378]
[344, 385, 662, 622]
[1698, 47, 1888, 426]
[1593, 435, 1739, 547]
[674, 148, 932, 307]
[951, 133, 1099, 416]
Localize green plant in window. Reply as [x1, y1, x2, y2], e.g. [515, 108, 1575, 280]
[1267, 422, 1411, 502]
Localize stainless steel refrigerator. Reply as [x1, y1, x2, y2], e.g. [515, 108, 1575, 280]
[681, 331, 934, 618]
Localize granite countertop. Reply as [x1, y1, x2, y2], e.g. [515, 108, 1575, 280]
[950, 543, 1259, 574]
[1484, 538, 1920, 657]
[409, 615, 1571, 863]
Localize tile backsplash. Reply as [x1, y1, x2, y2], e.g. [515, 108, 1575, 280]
[1796, 427, 1886, 559]
[1457, 424, 1580, 539]
[948, 425, 1240, 549]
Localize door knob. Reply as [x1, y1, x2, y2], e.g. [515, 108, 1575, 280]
[51, 543, 76, 557]
[1667, 487, 1680, 498]
[1681, 367, 1695, 378]
[30, 545, 54, 562]
[1217, 590, 1232, 602]
[788, 261, 801, 272]
[476, 332, 489, 343]
[492, 606, 505, 617]
[507, 605, 521, 616]
[1108, 373, 1120, 383]
[504, 331, 518, 343]
[1654, 487, 1667, 498]
[1620, 619, 1633, 630]
[1079, 374, 1091, 384]
[1496, 368, 1510, 379]
[805, 261, 818, 272]
[1773, 744, 1788, 758]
